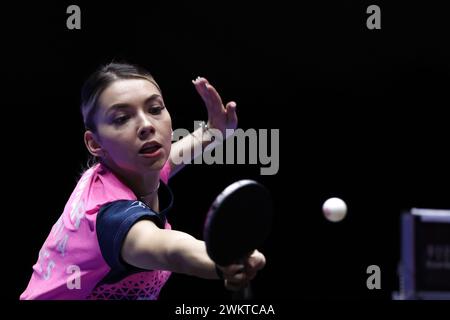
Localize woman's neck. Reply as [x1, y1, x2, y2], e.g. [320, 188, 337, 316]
[129, 172, 161, 211]
[139, 191, 159, 212]
[101, 161, 161, 210]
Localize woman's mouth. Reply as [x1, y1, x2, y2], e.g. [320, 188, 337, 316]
[139, 142, 162, 158]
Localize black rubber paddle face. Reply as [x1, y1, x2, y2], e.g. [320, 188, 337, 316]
[204, 180, 273, 266]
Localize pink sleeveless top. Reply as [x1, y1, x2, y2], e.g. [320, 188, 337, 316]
[20, 162, 172, 300]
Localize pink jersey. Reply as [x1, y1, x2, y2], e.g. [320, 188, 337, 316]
[20, 162, 172, 300]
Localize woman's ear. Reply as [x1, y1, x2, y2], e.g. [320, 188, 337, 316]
[84, 130, 103, 157]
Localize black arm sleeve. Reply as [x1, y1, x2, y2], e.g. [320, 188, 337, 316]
[96, 200, 166, 272]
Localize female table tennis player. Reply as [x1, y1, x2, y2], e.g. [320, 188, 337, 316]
[20, 62, 265, 300]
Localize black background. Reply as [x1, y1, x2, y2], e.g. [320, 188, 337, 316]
[3, 0, 450, 309]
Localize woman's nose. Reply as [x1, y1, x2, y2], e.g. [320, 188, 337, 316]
[137, 113, 155, 139]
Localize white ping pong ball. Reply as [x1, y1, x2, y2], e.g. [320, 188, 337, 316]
[322, 197, 347, 222]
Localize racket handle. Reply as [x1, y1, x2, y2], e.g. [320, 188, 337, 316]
[232, 285, 252, 300]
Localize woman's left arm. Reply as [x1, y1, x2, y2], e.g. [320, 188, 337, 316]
[168, 77, 238, 177]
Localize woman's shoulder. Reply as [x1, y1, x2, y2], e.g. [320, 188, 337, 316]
[78, 163, 137, 215]
[74, 162, 172, 215]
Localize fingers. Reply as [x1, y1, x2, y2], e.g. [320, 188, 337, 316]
[204, 81, 224, 106]
[223, 268, 250, 291]
[191, 76, 238, 135]
[192, 77, 225, 115]
[192, 77, 211, 106]
[218, 263, 248, 289]
[219, 251, 267, 292]
[243, 250, 266, 281]
[225, 101, 238, 129]
[218, 263, 245, 277]
[248, 250, 266, 271]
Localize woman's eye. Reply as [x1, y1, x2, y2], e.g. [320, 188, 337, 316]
[149, 105, 165, 115]
[113, 115, 129, 125]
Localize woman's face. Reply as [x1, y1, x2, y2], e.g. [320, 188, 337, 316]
[94, 78, 172, 175]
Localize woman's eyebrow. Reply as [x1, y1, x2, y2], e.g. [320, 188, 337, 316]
[143, 94, 164, 105]
[106, 94, 163, 116]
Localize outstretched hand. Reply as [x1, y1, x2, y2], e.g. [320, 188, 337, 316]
[192, 77, 238, 136]
[216, 250, 266, 291]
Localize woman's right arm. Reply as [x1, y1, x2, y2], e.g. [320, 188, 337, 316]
[121, 220, 265, 285]
[122, 219, 218, 279]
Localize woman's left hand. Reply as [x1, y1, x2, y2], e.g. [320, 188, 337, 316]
[192, 77, 238, 136]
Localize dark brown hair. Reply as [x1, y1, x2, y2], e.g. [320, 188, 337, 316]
[80, 62, 161, 133]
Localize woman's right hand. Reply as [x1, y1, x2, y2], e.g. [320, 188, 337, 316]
[217, 250, 266, 291]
